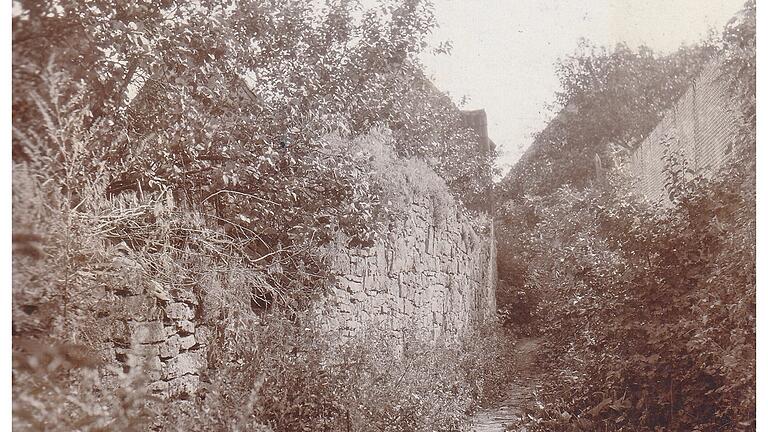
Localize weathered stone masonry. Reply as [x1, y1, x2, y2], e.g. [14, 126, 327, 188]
[116, 194, 497, 398]
[112, 286, 214, 399]
[317, 196, 497, 346]
[115, 186, 496, 398]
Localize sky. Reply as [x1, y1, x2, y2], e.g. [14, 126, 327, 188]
[417, 0, 747, 176]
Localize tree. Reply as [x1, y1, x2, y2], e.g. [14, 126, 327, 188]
[13, 0, 491, 253]
[501, 40, 717, 199]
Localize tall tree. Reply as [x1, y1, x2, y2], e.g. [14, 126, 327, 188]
[13, 0, 492, 250]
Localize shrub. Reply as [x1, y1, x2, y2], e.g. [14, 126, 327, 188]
[12, 43, 499, 432]
[13, 339, 158, 431]
[496, 5, 755, 429]
[499, 155, 754, 431]
[157, 313, 510, 431]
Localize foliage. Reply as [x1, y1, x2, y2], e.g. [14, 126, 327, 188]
[12, 90, 500, 431]
[155, 314, 511, 432]
[722, 0, 756, 163]
[340, 127, 459, 225]
[12, 3, 499, 427]
[501, 39, 717, 199]
[514, 151, 754, 430]
[12, 159, 168, 430]
[13, 0, 492, 250]
[13, 339, 157, 431]
[495, 3, 755, 430]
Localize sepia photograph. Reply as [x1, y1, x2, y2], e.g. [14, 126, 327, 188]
[9, 0, 757, 431]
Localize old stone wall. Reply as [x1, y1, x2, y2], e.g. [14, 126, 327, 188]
[114, 152, 497, 399]
[111, 281, 212, 399]
[317, 196, 497, 347]
[116, 195, 496, 398]
[627, 59, 740, 202]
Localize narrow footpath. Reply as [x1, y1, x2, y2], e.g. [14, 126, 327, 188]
[469, 337, 545, 432]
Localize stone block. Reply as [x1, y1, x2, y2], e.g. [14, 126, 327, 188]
[433, 311, 444, 325]
[159, 335, 180, 359]
[167, 375, 200, 398]
[119, 294, 152, 314]
[116, 344, 160, 369]
[376, 247, 387, 270]
[166, 302, 195, 320]
[404, 301, 414, 316]
[164, 352, 204, 380]
[147, 380, 169, 395]
[343, 279, 363, 294]
[353, 291, 366, 304]
[360, 309, 370, 323]
[172, 288, 199, 305]
[176, 320, 195, 335]
[414, 259, 425, 273]
[179, 335, 196, 350]
[111, 321, 131, 344]
[130, 321, 165, 344]
[144, 356, 164, 381]
[165, 325, 178, 338]
[120, 349, 162, 379]
[134, 344, 160, 358]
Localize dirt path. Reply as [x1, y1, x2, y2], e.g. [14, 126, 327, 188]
[469, 337, 544, 432]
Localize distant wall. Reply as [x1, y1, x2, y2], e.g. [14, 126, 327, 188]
[317, 196, 497, 348]
[628, 60, 740, 202]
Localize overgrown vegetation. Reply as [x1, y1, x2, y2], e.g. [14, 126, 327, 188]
[13, 90, 501, 431]
[155, 320, 514, 432]
[13, 0, 493, 241]
[12, 95, 499, 431]
[501, 36, 718, 200]
[496, 2, 755, 430]
[12, 0, 500, 430]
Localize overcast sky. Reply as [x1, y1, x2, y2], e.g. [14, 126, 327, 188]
[418, 0, 746, 175]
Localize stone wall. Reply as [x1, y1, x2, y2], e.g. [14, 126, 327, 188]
[117, 200, 496, 400]
[317, 196, 497, 347]
[114, 160, 497, 399]
[111, 282, 212, 399]
[627, 59, 740, 202]
[116, 193, 496, 398]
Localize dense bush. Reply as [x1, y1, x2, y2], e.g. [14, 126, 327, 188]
[13, 341, 157, 431]
[495, 3, 755, 430]
[158, 316, 512, 432]
[12, 0, 494, 311]
[11, 37, 498, 431]
[511, 149, 754, 430]
[501, 37, 718, 200]
[13, 0, 493, 229]
[495, 37, 721, 322]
